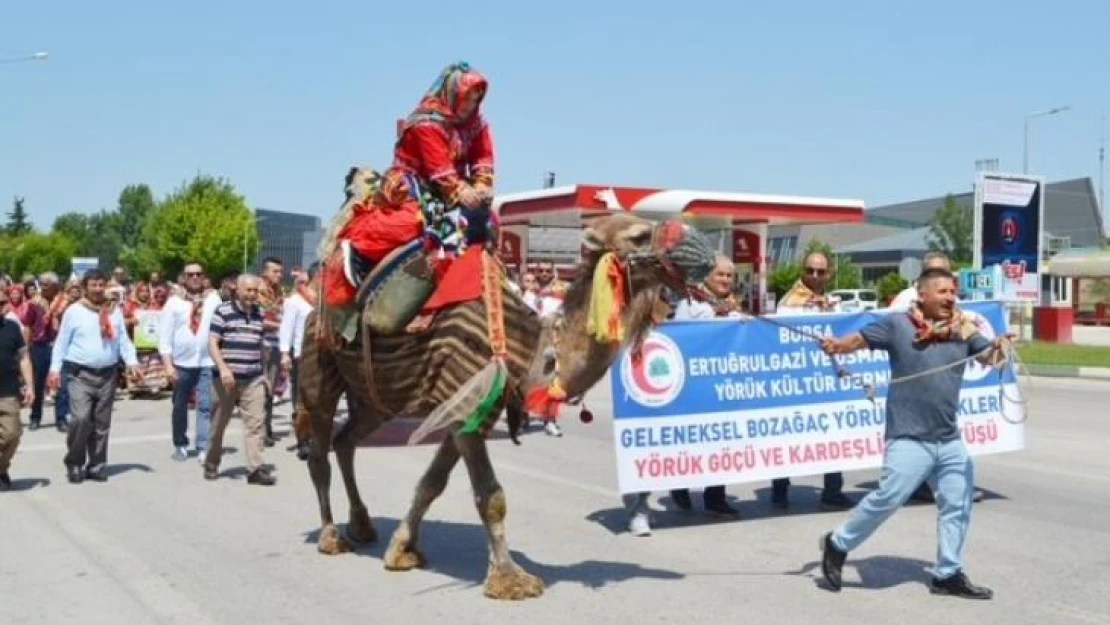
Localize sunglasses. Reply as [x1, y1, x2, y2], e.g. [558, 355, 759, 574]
[803, 267, 828, 276]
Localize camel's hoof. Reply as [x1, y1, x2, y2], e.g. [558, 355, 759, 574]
[317, 524, 352, 555]
[347, 508, 378, 544]
[483, 567, 545, 601]
[383, 543, 426, 571]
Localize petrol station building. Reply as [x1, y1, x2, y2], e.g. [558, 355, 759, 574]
[492, 183, 866, 313]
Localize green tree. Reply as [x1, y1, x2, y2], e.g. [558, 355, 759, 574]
[7, 233, 77, 277]
[877, 272, 908, 302]
[51, 210, 124, 269]
[51, 212, 93, 243]
[927, 194, 973, 263]
[769, 262, 802, 300]
[138, 175, 256, 279]
[116, 184, 155, 248]
[6, 196, 32, 236]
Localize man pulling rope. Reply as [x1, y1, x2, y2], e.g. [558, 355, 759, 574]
[815, 267, 1011, 599]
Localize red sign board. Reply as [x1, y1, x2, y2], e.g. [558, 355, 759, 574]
[499, 230, 523, 266]
[732, 229, 761, 269]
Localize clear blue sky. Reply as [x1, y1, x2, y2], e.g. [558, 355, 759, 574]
[3, 1, 1108, 231]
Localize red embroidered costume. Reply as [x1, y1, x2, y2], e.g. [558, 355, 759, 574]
[324, 62, 495, 307]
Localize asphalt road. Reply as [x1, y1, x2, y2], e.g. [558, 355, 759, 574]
[2, 375, 1107, 625]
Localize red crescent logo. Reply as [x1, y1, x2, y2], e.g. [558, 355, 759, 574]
[631, 342, 668, 393]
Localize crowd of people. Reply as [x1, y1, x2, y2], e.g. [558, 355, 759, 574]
[0, 258, 313, 488]
[0, 254, 581, 490]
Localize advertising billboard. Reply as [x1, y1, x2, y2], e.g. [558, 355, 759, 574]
[973, 173, 1044, 302]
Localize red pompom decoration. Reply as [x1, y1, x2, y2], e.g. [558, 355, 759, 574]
[579, 408, 594, 424]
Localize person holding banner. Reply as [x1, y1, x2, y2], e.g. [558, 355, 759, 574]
[817, 267, 1009, 599]
[772, 252, 854, 511]
[668, 254, 742, 516]
[622, 255, 743, 536]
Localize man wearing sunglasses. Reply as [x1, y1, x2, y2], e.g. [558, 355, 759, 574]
[772, 252, 855, 511]
[0, 292, 36, 490]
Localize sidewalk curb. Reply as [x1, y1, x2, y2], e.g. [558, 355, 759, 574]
[1026, 364, 1110, 380]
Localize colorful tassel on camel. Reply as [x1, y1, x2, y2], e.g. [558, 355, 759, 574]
[585, 252, 628, 344]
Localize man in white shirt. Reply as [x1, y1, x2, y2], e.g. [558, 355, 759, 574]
[279, 263, 317, 411]
[159, 262, 223, 463]
[772, 252, 855, 511]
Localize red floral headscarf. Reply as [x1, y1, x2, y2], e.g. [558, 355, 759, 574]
[403, 62, 488, 136]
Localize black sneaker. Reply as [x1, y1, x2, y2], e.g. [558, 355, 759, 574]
[84, 469, 107, 482]
[0, 472, 11, 491]
[819, 532, 847, 591]
[670, 489, 693, 511]
[929, 572, 993, 600]
[66, 466, 84, 484]
[247, 469, 276, 486]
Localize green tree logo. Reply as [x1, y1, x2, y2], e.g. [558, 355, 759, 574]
[648, 357, 670, 379]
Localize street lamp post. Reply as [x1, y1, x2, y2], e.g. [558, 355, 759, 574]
[0, 51, 49, 65]
[1023, 105, 1071, 174]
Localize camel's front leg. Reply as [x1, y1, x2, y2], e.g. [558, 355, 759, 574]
[384, 434, 460, 571]
[454, 432, 545, 600]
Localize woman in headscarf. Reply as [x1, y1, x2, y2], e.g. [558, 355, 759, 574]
[323, 61, 495, 308]
[123, 282, 152, 337]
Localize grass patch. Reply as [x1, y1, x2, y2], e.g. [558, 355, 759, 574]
[1016, 341, 1110, 367]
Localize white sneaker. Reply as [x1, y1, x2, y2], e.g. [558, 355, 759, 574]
[171, 447, 188, 462]
[196, 450, 207, 465]
[628, 512, 652, 537]
[544, 421, 563, 437]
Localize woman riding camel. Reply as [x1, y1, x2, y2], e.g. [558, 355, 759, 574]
[323, 61, 495, 308]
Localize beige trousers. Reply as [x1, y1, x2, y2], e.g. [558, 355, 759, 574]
[207, 376, 266, 473]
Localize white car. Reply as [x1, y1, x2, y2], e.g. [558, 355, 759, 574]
[831, 289, 879, 312]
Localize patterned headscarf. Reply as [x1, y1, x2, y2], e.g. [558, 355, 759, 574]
[403, 62, 489, 135]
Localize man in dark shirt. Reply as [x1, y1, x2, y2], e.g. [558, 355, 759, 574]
[0, 293, 35, 490]
[815, 268, 1009, 600]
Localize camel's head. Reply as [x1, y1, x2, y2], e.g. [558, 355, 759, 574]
[579, 214, 716, 298]
[521, 214, 716, 413]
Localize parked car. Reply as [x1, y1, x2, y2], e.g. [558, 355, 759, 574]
[831, 289, 880, 312]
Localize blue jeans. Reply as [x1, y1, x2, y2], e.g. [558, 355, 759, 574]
[171, 367, 213, 451]
[831, 438, 974, 579]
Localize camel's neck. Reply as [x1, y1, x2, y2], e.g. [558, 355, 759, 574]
[552, 284, 664, 400]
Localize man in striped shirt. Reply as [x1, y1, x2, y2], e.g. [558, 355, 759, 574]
[204, 274, 274, 486]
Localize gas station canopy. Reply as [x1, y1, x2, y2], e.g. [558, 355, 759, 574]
[494, 184, 865, 229]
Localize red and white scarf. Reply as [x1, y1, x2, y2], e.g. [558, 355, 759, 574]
[80, 297, 115, 340]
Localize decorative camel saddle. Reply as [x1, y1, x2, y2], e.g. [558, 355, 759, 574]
[317, 166, 502, 344]
[357, 239, 436, 336]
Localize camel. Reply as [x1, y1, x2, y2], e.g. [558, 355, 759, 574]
[298, 172, 716, 600]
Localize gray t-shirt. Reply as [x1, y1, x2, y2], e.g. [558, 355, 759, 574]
[860, 314, 992, 443]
